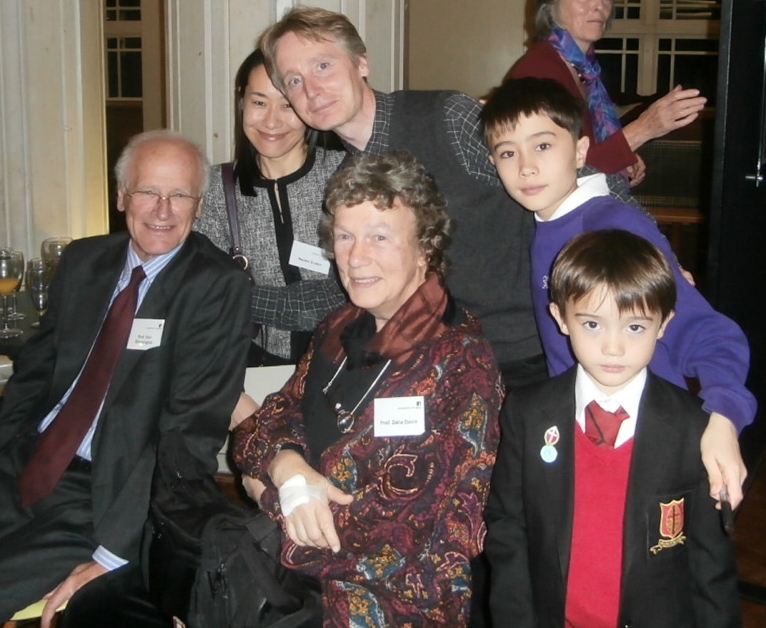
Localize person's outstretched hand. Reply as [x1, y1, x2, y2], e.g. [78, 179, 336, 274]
[269, 449, 353, 552]
[624, 85, 707, 149]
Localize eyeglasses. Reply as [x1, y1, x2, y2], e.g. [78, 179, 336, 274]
[124, 190, 201, 212]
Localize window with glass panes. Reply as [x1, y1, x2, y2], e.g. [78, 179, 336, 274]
[597, 0, 721, 106]
[105, 0, 143, 100]
[105, 0, 141, 22]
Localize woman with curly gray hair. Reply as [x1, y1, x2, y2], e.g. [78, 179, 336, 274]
[322, 149, 450, 278]
[234, 150, 502, 625]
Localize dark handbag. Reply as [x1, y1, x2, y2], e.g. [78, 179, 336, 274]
[148, 429, 322, 628]
[221, 161, 255, 284]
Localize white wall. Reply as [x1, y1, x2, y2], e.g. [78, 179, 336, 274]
[407, 0, 529, 98]
[167, 0, 406, 165]
[0, 0, 107, 259]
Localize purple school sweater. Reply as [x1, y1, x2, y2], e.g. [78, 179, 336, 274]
[531, 195, 756, 431]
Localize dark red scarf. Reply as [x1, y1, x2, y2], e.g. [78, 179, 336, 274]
[323, 274, 450, 367]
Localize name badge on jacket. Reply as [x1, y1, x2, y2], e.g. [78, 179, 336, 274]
[127, 318, 164, 350]
[289, 241, 330, 275]
[374, 396, 425, 437]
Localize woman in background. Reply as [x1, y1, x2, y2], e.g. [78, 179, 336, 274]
[506, 0, 706, 186]
[195, 49, 345, 365]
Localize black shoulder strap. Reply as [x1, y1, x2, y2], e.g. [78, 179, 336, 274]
[221, 162, 254, 283]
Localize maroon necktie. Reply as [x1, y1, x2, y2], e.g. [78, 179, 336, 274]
[584, 400, 629, 449]
[18, 265, 146, 507]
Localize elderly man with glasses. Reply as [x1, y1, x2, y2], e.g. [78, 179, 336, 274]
[0, 130, 251, 626]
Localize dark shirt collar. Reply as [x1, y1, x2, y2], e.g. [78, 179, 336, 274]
[237, 147, 317, 196]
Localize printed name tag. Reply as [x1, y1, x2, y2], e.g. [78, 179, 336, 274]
[127, 318, 165, 350]
[289, 241, 330, 275]
[374, 396, 426, 437]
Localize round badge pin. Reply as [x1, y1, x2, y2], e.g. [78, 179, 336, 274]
[540, 444, 558, 463]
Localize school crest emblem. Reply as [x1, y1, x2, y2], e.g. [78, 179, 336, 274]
[540, 425, 560, 463]
[650, 498, 687, 554]
[544, 426, 560, 446]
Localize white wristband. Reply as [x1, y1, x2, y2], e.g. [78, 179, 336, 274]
[278, 473, 326, 517]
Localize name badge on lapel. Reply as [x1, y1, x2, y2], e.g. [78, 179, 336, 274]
[374, 396, 425, 437]
[289, 241, 330, 275]
[127, 318, 165, 350]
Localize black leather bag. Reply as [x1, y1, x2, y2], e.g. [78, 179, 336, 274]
[148, 429, 321, 628]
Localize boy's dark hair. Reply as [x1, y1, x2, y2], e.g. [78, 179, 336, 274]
[480, 77, 584, 147]
[550, 229, 676, 322]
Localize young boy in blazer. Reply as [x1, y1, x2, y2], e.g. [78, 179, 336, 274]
[485, 229, 741, 627]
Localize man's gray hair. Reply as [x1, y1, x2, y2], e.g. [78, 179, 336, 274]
[114, 129, 210, 196]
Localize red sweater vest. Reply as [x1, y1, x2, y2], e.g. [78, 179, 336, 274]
[565, 427, 634, 628]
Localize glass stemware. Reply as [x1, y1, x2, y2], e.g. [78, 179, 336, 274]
[40, 237, 72, 273]
[26, 258, 52, 329]
[0, 248, 25, 338]
[7, 249, 25, 321]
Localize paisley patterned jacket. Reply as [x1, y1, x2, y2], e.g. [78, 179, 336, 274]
[235, 298, 503, 627]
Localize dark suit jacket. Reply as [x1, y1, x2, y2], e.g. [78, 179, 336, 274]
[0, 231, 251, 562]
[506, 40, 636, 175]
[485, 368, 741, 627]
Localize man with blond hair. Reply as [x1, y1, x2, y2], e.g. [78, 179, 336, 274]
[259, 6, 546, 392]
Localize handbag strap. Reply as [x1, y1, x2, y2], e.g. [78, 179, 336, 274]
[221, 162, 255, 283]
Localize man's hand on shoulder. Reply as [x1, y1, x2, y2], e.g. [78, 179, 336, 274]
[41, 561, 107, 628]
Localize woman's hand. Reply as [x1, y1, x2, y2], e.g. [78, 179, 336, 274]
[282, 482, 353, 553]
[230, 392, 260, 429]
[270, 449, 353, 552]
[701, 412, 747, 509]
[626, 153, 646, 187]
[624, 85, 707, 150]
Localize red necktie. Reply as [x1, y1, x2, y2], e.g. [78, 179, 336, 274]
[18, 265, 146, 507]
[584, 400, 629, 449]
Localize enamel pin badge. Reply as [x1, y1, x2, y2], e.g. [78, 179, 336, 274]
[540, 426, 559, 463]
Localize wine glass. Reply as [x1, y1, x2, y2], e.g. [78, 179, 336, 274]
[26, 258, 52, 329]
[7, 249, 25, 321]
[40, 237, 72, 273]
[0, 248, 25, 338]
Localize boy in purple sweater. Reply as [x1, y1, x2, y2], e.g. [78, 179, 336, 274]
[480, 76, 755, 507]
